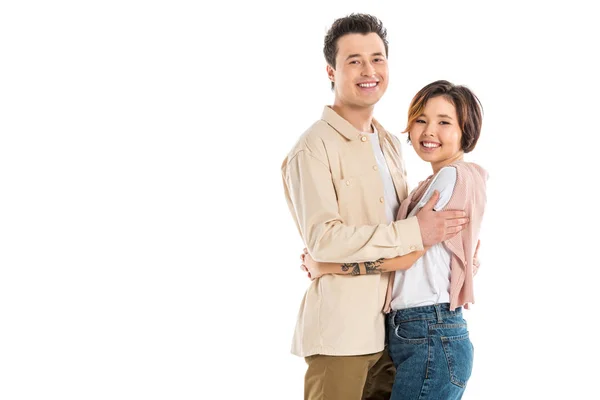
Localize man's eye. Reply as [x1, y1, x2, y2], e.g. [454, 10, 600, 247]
[349, 60, 360, 65]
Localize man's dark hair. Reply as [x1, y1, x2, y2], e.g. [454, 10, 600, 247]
[323, 14, 388, 89]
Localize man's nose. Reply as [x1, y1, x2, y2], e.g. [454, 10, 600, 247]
[361, 62, 376, 76]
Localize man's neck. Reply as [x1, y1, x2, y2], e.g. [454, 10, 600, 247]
[331, 102, 375, 133]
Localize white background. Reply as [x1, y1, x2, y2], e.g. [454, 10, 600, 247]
[1, 1, 598, 399]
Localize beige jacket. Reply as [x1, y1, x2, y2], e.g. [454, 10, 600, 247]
[281, 106, 423, 357]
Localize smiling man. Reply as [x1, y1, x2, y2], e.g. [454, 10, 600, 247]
[281, 14, 469, 400]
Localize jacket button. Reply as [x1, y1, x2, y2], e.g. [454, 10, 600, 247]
[360, 136, 367, 142]
[379, 197, 384, 203]
[373, 165, 378, 171]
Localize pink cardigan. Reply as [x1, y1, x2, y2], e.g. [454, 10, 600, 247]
[384, 161, 488, 312]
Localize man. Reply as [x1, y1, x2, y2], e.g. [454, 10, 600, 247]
[281, 14, 469, 400]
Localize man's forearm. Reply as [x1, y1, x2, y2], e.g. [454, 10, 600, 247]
[307, 217, 423, 264]
[318, 248, 429, 277]
[286, 150, 423, 264]
[318, 259, 385, 276]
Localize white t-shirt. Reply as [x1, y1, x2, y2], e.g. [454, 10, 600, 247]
[391, 166, 457, 310]
[366, 128, 399, 224]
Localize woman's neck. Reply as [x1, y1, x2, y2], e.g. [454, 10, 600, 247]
[431, 152, 464, 174]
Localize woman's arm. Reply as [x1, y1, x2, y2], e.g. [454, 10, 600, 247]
[302, 247, 430, 280]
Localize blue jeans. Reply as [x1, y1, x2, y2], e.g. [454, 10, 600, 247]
[387, 303, 473, 400]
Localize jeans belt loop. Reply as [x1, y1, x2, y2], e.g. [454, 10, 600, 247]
[434, 304, 443, 323]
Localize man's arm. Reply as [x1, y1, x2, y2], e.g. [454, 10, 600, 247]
[301, 167, 458, 277]
[285, 149, 423, 263]
[302, 247, 431, 279]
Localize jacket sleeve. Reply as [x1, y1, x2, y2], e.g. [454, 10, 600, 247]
[284, 149, 423, 263]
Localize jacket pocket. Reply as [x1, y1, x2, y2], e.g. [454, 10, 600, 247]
[335, 177, 358, 215]
[441, 332, 474, 388]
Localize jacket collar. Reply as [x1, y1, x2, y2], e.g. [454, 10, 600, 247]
[321, 106, 386, 141]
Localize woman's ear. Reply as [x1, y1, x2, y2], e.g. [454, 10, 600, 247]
[405, 131, 413, 145]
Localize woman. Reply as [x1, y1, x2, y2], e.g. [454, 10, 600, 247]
[301, 80, 487, 399]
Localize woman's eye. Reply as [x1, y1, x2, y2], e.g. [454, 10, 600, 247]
[416, 119, 425, 124]
[439, 121, 450, 125]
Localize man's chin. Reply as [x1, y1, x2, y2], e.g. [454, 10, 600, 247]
[352, 97, 381, 108]
[360, 100, 380, 108]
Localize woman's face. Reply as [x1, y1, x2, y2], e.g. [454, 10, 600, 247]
[409, 95, 463, 170]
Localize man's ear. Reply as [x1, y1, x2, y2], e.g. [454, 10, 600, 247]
[326, 64, 335, 83]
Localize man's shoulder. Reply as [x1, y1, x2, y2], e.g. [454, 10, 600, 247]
[284, 119, 340, 161]
[301, 118, 336, 141]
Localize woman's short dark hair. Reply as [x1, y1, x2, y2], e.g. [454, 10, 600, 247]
[404, 80, 483, 153]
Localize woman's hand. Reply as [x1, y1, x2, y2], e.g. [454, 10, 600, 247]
[300, 248, 323, 280]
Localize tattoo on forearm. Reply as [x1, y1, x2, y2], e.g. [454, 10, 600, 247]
[341, 263, 361, 276]
[365, 258, 385, 274]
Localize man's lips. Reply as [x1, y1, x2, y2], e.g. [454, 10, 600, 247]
[357, 81, 379, 88]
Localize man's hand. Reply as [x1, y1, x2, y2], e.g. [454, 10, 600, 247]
[416, 190, 469, 247]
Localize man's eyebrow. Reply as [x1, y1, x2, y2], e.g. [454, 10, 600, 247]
[345, 52, 386, 61]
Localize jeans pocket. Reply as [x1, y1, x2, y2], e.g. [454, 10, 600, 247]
[393, 319, 428, 344]
[441, 332, 474, 388]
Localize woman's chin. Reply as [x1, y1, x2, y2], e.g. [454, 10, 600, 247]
[416, 152, 437, 163]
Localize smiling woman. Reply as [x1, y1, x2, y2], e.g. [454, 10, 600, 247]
[404, 80, 482, 162]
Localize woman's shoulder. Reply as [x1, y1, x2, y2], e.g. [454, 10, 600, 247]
[444, 162, 488, 211]
[448, 161, 488, 184]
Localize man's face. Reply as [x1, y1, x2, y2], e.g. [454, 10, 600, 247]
[327, 32, 389, 109]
